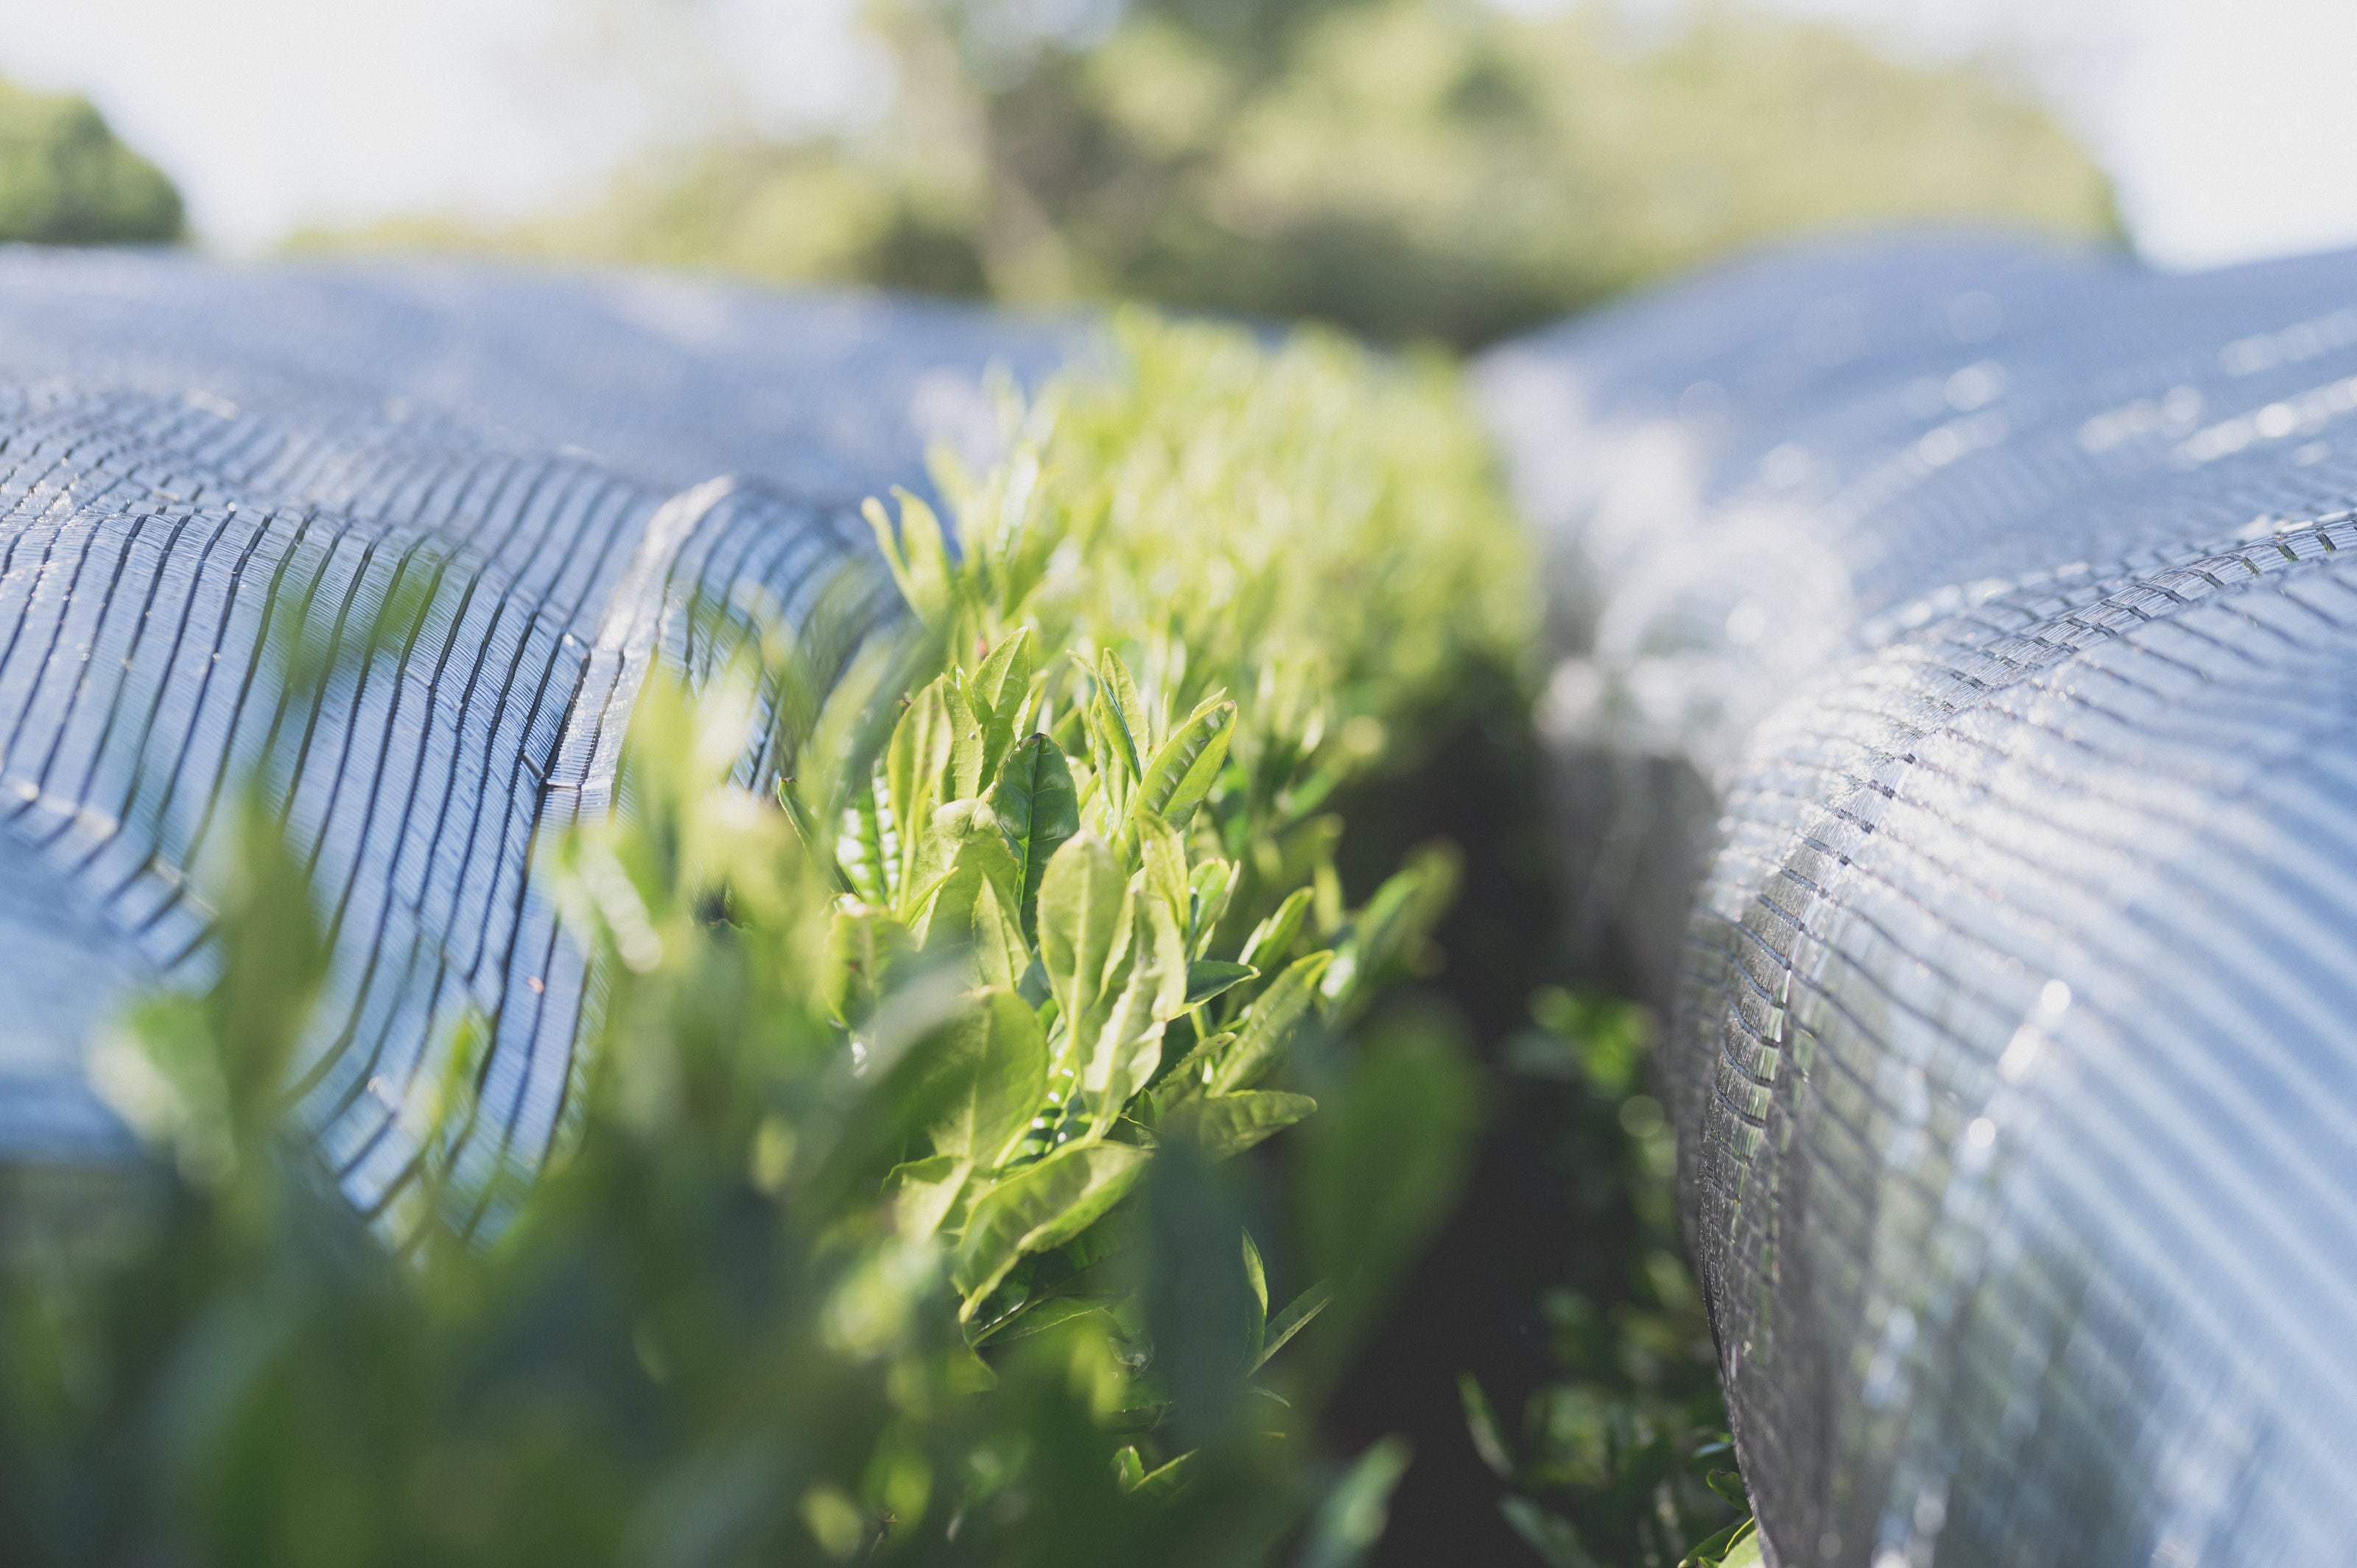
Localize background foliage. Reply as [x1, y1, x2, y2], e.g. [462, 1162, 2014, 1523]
[322, 0, 2118, 345]
[0, 75, 183, 245]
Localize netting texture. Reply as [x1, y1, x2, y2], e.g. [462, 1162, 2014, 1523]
[1479, 233, 2357, 1567]
[0, 248, 1058, 1226]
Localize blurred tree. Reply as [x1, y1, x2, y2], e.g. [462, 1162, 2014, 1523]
[329, 0, 2117, 346]
[0, 77, 183, 245]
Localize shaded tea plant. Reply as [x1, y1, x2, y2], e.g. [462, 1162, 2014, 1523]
[1458, 991, 1754, 1568]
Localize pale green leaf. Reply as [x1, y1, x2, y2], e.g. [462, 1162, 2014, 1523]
[1037, 832, 1129, 1036]
[863, 488, 953, 622]
[1134, 812, 1191, 929]
[825, 901, 912, 1029]
[887, 1153, 972, 1240]
[1133, 695, 1235, 828]
[944, 673, 987, 800]
[885, 681, 955, 910]
[913, 804, 1028, 985]
[971, 627, 1036, 784]
[1187, 855, 1236, 952]
[1095, 647, 1151, 774]
[1298, 1436, 1410, 1568]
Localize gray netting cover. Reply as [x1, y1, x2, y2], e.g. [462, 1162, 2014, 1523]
[1480, 233, 2357, 1567]
[0, 247, 1059, 1222]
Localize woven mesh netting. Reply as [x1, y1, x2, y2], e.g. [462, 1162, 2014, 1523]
[1479, 233, 2357, 1567]
[0, 248, 1058, 1224]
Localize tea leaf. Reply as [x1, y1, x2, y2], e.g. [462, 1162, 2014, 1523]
[1095, 647, 1151, 776]
[1157, 1090, 1316, 1161]
[888, 1153, 973, 1240]
[953, 1140, 1150, 1311]
[1253, 1280, 1332, 1373]
[885, 681, 955, 908]
[970, 627, 1036, 783]
[1237, 885, 1315, 979]
[1038, 832, 1128, 1036]
[925, 989, 1047, 1170]
[993, 733, 1079, 941]
[1184, 960, 1256, 1008]
[1134, 694, 1235, 829]
[1209, 951, 1333, 1094]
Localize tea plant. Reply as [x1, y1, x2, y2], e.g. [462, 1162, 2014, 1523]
[1462, 991, 1754, 1568]
[0, 312, 1523, 1565]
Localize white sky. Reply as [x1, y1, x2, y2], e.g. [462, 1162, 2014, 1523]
[0, 0, 2348, 271]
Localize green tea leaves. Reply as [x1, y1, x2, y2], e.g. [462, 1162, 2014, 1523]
[1157, 1090, 1317, 1161]
[884, 681, 955, 908]
[1184, 960, 1256, 1008]
[1038, 832, 1128, 1033]
[1134, 694, 1235, 829]
[953, 1141, 1150, 1312]
[1209, 951, 1333, 1094]
[970, 627, 1036, 784]
[925, 989, 1047, 1170]
[864, 488, 953, 624]
[888, 1153, 972, 1240]
[1094, 649, 1151, 778]
[915, 805, 1028, 986]
[991, 733, 1078, 941]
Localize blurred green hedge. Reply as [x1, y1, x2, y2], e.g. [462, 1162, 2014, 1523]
[328, 0, 2117, 346]
[0, 77, 182, 245]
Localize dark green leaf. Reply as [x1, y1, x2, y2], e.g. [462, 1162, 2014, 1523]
[1323, 843, 1461, 1022]
[1184, 960, 1256, 1007]
[1500, 1497, 1601, 1568]
[1251, 1280, 1330, 1372]
[1297, 1013, 1482, 1382]
[992, 731, 1079, 941]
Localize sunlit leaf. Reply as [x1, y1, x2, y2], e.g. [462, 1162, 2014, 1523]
[1037, 831, 1128, 1033]
[953, 1140, 1149, 1311]
[1133, 694, 1235, 829]
[1208, 951, 1333, 1094]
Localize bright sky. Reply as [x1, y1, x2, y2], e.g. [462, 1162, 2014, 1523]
[0, 0, 2349, 271]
